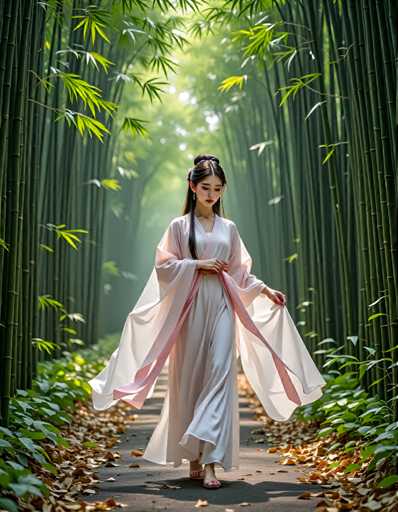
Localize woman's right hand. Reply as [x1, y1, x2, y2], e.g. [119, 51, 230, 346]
[197, 258, 228, 274]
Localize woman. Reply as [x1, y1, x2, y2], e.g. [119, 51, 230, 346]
[89, 154, 326, 490]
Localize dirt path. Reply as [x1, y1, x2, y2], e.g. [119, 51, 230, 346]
[85, 370, 323, 511]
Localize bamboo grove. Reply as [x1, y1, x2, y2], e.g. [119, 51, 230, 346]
[0, 0, 195, 426]
[0, 0, 397, 429]
[213, 0, 397, 415]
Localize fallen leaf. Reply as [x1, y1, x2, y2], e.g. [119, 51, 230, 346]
[130, 449, 144, 457]
[195, 498, 208, 507]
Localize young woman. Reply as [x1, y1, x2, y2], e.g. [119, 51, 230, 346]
[89, 154, 326, 490]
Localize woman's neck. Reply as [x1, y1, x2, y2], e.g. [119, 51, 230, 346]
[194, 205, 214, 219]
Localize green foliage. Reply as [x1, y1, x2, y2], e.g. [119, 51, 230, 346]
[103, 260, 121, 277]
[137, 76, 169, 103]
[296, 339, 398, 474]
[31, 339, 61, 355]
[61, 110, 111, 141]
[121, 117, 150, 137]
[233, 22, 288, 58]
[55, 49, 114, 73]
[37, 294, 64, 312]
[278, 73, 322, 106]
[0, 337, 116, 507]
[45, 223, 89, 251]
[0, 239, 10, 252]
[72, 6, 111, 45]
[218, 74, 247, 92]
[58, 72, 117, 116]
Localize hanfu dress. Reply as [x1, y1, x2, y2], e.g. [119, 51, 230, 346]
[88, 213, 326, 472]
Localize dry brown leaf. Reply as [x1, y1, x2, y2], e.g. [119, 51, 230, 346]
[298, 491, 312, 499]
[195, 499, 209, 507]
[130, 449, 144, 457]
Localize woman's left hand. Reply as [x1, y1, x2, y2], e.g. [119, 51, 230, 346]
[264, 286, 286, 306]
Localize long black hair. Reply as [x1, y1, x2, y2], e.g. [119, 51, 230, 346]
[182, 154, 227, 259]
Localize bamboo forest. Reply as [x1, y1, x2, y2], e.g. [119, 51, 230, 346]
[0, 0, 397, 510]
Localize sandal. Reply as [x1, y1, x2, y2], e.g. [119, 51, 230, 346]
[202, 478, 222, 489]
[189, 468, 205, 480]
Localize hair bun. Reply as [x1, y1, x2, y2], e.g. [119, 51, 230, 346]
[193, 154, 220, 166]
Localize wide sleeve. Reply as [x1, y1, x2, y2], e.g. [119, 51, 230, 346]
[227, 222, 267, 307]
[155, 219, 198, 299]
[88, 218, 199, 410]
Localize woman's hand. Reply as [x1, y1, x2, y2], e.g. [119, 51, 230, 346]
[197, 258, 229, 274]
[263, 286, 286, 306]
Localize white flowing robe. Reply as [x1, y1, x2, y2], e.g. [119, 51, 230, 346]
[89, 214, 326, 457]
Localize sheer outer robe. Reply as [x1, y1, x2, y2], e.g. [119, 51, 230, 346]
[89, 215, 326, 421]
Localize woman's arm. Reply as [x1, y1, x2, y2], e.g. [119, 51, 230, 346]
[228, 222, 286, 306]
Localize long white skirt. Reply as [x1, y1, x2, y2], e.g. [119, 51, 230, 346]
[143, 272, 240, 472]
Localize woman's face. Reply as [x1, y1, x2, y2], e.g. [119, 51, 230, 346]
[190, 175, 224, 208]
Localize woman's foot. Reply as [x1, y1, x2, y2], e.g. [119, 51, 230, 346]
[202, 463, 221, 489]
[189, 459, 204, 480]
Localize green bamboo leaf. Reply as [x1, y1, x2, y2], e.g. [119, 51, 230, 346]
[37, 295, 64, 311]
[121, 22, 147, 43]
[58, 73, 117, 117]
[74, 113, 111, 141]
[59, 312, 86, 323]
[140, 77, 168, 103]
[285, 253, 298, 263]
[347, 336, 359, 346]
[368, 312, 387, 322]
[82, 51, 114, 72]
[268, 195, 283, 205]
[250, 140, 274, 155]
[121, 117, 149, 138]
[305, 101, 327, 120]
[149, 54, 178, 77]
[39, 243, 54, 253]
[101, 179, 122, 191]
[72, 7, 111, 44]
[278, 73, 321, 106]
[103, 260, 120, 277]
[116, 166, 139, 179]
[318, 338, 337, 346]
[32, 338, 61, 355]
[49, 224, 89, 250]
[232, 22, 286, 58]
[368, 295, 387, 308]
[0, 238, 10, 251]
[62, 327, 77, 335]
[218, 75, 247, 92]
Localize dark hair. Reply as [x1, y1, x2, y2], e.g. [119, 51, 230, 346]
[182, 154, 227, 259]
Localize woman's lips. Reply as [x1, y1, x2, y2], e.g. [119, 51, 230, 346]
[206, 199, 213, 203]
